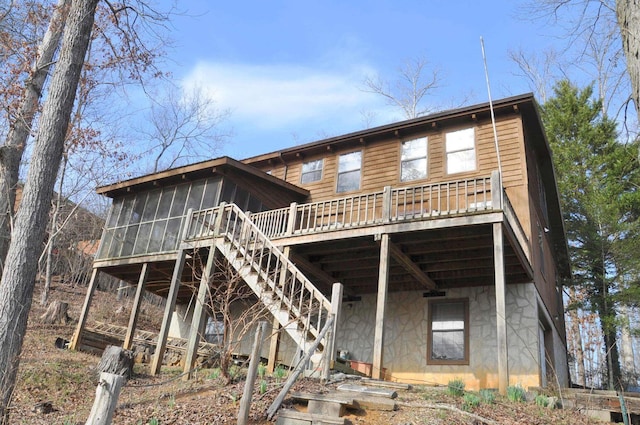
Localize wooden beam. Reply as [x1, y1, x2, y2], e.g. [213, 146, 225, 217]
[123, 263, 149, 350]
[372, 234, 390, 380]
[290, 253, 335, 293]
[494, 223, 509, 394]
[387, 241, 437, 290]
[151, 249, 187, 375]
[266, 316, 281, 374]
[70, 268, 100, 350]
[184, 247, 216, 379]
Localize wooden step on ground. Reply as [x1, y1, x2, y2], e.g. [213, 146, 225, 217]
[291, 392, 357, 417]
[336, 383, 398, 399]
[276, 408, 347, 425]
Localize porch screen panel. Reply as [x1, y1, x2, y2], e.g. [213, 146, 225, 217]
[96, 177, 223, 260]
[430, 301, 466, 361]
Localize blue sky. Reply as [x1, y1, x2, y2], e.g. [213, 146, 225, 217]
[159, 0, 561, 160]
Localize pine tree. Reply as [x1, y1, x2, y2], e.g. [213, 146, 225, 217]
[542, 80, 640, 389]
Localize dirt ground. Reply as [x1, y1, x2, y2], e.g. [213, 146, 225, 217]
[7, 281, 613, 424]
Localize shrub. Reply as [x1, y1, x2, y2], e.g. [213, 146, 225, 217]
[479, 389, 496, 404]
[446, 378, 465, 397]
[535, 394, 549, 407]
[463, 393, 481, 411]
[208, 368, 221, 380]
[273, 365, 286, 383]
[257, 363, 267, 378]
[507, 385, 526, 402]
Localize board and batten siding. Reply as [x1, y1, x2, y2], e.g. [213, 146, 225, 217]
[254, 115, 533, 240]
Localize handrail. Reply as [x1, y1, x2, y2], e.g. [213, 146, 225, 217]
[190, 203, 332, 342]
[248, 176, 496, 239]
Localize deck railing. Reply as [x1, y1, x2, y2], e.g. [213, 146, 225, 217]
[247, 172, 500, 239]
[184, 170, 530, 265]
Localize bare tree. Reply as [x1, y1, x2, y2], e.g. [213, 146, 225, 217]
[0, 0, 70, 274]
[0, 0, 99, 421]
[137, 85, 231, 173]
[509, 48, 565, 103]
[193, 254, 271, 384]
[616, 0, 640, 121]
[525, 0, 637, 123]
[362, 56, 443, 119]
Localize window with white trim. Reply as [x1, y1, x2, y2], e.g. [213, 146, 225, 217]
[301, 159, 323, 184]
[337, 151, 361, 193]
[401, 137, 428, 181]
[427, 299, 469, 364]
[445, 128, 476, 174]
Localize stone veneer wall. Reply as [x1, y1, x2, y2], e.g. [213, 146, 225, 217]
[335, 283, 545, 390]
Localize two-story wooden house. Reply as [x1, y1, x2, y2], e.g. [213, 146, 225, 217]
[70, 93, 570, 393]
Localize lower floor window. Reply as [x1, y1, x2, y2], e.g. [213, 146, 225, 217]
[427, 299, 469, 365]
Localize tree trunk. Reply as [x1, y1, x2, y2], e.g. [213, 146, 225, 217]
[0, 1, 98, 422]
[85, 372, 125, 425]
[42, 153, 68, 305]
[570, 311, 587, 388]
[39, 300, 70, 324]
[567, 288, 587, 387]
[96, 345, 134, 379]
[617, 0, 640, 121]
[0, 0, 70, 274]
[619, 305, 636, 382]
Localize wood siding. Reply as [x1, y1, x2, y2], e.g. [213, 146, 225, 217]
[254, 115, 531, 236]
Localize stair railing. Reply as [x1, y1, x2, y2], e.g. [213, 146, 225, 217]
[190, 203, 332, 345]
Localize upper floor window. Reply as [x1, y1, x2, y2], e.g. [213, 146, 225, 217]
[300, 159, 323, 184]
[427, 298, 469, 365]
[446, 128, 476, 174]
[401, 137, 428, 181]
[337, 151, 361, 193]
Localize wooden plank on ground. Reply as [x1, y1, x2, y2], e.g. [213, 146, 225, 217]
[290, 392, 357, 408]
[276, 409, 346, 425]
[360, 378, 412, 390]
[348, 395, 397, 411]
[336, 383, 397, 399]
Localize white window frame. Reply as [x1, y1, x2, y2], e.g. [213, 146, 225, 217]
[445, 128, 476, 174]
[400, 137, 428, 182]
[300, 159, 324, 184]
[336, 151, 362, 193]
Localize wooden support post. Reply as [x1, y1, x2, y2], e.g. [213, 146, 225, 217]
[382, 186, 392, 222]
[85, 372, 125, 425]
[329, 282, 344, 366]
[266, 316, 281, 374]
[322, 283, 344, 383]
[70, 268, 99, 350]
[266, 316, 334, 421]
[372, 234, 390, 380]
[183, 246, 216, 379]
[494, 222, 509, 394]
[286, 202, 298, 235]
[491, 170, 502, 209]
[151, 249, 187, 375]
[123, 263, 149, 350]
[238, 321, 267, 425]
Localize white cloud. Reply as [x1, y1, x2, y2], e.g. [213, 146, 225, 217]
[181, 62, 385, 130]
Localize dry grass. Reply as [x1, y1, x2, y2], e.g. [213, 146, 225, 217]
[7, 280, 613, 424]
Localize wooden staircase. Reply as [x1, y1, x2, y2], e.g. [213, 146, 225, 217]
[186, 203, 335, 362]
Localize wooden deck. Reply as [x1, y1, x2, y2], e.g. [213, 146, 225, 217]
[180, 172, 532, 296]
